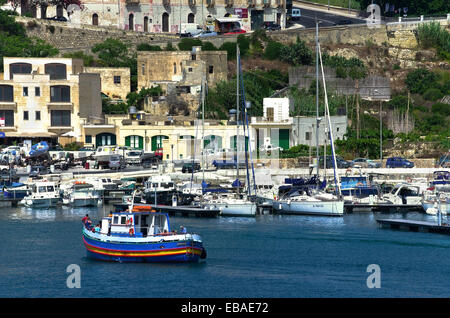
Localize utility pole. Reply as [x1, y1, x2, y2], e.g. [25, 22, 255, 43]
[236, 44, 240, 191]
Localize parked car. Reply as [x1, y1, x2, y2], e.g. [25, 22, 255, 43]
[193, 30, 218, 38]
[182, 162, 201, 173]
[337, 19, 352, 25]
[386, 157, 414, 168]
[351, 158, 381, 168]
[263, 22, 281, 31]
[46, 16, 68, 22]
[108, 155, 126, 170]
[319, 156, 352, 169]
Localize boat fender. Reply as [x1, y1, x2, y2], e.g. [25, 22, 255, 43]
[129, 228, 134, 236]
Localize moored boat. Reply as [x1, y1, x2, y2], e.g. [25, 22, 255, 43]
[20, 181, 60, 208]
[82, 205, 207, 263]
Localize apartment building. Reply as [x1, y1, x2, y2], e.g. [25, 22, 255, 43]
[0, 57, 102, 145]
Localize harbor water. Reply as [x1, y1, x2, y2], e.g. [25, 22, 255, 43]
[0, 205, 449, 298]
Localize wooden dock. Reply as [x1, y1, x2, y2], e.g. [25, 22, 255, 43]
[345, 203, 421, 213]
[377, 218, 450, 234]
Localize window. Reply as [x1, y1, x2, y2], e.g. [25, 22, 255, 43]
[305, 132, 311, 141]
[0, 110, 14, 126]
[209, 65, 214, 74]
[113, 76, 121, 84]
[23, 111, 29, 120]
[35, 111, 41, 121]
[141, 63, 145, 74]
[188, 67, 193, 72]
[120, 216, 127, 225]
[85, 135, 92, 143]
[50, 85, 70, 102]
[0, 85, 13, 102]
[113, 216, 119, 224]
[9, 63, 32, 79]
[51, 110, 71, 127]
[23, 87, 28, 97]
[173, 62, 177, 74]
[35, 87, 40, 97]
[45, 63, 67, 80]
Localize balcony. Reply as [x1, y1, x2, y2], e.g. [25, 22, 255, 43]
[206, 0, 215, 7]
[225, 0, 233, 7]
[0, 101, 17, 111]
[126, 0, 140, 4]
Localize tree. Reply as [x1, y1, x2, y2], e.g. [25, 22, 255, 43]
[92, 38, 129, 67]
[405, 68, 439, 94]
[279, 38, 313, 66]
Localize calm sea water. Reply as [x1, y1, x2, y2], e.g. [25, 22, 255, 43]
[0, 204, 449, 298]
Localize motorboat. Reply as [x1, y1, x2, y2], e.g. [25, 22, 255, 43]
[62, 182, 101, 207]
[422, 191, 449, 215]
[20, 181, 60, 208]
[381, 183, 427, 206]
[429, 171, 450, 192]
[144, 175, 178, 205]
[82, 204, 207, 263]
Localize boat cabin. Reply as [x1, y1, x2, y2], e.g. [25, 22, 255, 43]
[31, 181, 57, 194]
[100, 208, 171, 238]
[145, 175, 175, 192]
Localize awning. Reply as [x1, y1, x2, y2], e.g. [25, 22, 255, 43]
[215, 18, 242, 23]
[6, 132, 57, 138]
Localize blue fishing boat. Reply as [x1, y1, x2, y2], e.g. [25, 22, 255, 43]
[340, 176, 379, 197]
[82, 204, 207, 263]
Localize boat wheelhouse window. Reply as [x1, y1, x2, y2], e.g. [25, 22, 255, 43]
[47, 186, 54, 192]
[113, 216, 119, 224]
[152, 183, 158, 188]
[134, 216, 139, 225]
[120, 216, 127, 225]
[38, 186, 47, 192]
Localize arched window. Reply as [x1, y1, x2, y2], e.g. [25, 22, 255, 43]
[162, 12, 169, 32]
[56, 4, 63, 18]
[188, 13, 194, 23]
[173, 62, 177, 74]
[45, 63, 67, 80]
[0, 85, 14, 102]
[50, 85, 71, 102]
[129, 13, 134, 31]
[92, 13, 99, 26]
[144, 16, 149, 32]
[9, 63, 32, 79]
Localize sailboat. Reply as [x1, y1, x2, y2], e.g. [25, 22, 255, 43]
[200, 45, 257, 217]
[272, 22, 344, 217]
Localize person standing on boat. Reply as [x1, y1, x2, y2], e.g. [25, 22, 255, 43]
[82, 214, 89, 224]
[94, 223, 101, 233]
[180, 226, 187, 234]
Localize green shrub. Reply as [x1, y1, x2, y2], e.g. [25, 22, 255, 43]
[219, 42, 237, 60]
[405, 68, 439, 94]
[417, 21, 450, 53]
[137, 43, 162, 51]
[178, 38, 202, 51]
[201, 41, 217, 51]
[264, 41, 284, 60]
[237, 34, 251, 57]
[279, 38, 313, 66]
[431, 102, 450, 116]
[423, 88, 444, 101]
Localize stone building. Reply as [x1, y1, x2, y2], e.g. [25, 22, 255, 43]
[0, 57, 102, 145]
[19, 0, 286, 33]
[137, 47, 227, 115]
[84, 67, 131, 100]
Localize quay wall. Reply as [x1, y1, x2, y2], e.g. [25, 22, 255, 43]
[16, 16, 449, 54]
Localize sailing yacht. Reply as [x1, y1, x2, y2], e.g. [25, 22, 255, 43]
[272, 23, 345, 216]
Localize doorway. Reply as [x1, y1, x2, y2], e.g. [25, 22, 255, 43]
[162, 12, 169, 32]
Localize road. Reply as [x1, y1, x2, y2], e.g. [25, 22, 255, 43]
[290, 7, 366, 28]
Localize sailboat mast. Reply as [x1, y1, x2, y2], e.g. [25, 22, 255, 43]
[236, 44, 240, 192]
[202, 76, 205, 183]
[315, 21, 320, 180]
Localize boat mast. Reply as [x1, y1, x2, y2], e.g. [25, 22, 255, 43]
[236, 44, 240, 194]
[315, 20, 320, 182]
[318, 42, 341, 197]
[202, 76, 205, 183]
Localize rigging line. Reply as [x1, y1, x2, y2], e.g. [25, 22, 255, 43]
[239, 55, 257, 197]
[318, 41, 341, 197]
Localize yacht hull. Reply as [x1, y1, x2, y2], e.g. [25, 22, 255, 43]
[272, 200, 344, 216]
